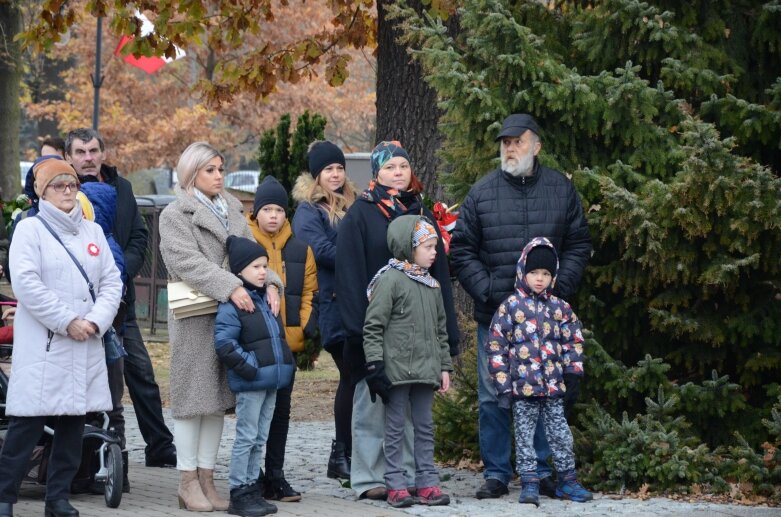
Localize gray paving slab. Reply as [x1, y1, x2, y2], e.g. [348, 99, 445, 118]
[9, 408, 781, 516]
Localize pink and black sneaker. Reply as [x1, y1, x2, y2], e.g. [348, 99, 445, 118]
[416, 486, 450, 506]
[387, 488, 415, 508]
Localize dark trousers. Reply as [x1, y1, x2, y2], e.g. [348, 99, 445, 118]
[106, 356, 126, 449]
[122, 320, 174, 459]
[0, 415, 86, 503]
[332, 351, 353, 450]
[265, 368, 296, 475]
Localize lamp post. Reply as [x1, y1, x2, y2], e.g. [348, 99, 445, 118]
[91, 17, 104, 130]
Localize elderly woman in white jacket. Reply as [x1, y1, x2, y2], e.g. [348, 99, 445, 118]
[0, 159, 122, 517]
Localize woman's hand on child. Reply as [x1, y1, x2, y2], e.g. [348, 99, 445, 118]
[439, 371, 450, 393]
[230, 286, 255, 313]
[266, 285, 280, 316]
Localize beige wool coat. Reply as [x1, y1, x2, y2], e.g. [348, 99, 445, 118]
[159, 188, 282, 419]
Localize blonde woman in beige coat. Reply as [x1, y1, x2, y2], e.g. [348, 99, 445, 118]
[159, 142, 283, 512]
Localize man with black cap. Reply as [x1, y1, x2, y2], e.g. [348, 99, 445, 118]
[450, 113, 592, 500]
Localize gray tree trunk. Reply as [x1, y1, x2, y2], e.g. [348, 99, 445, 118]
[375, 0, 451, 200]
[0, 0, 22, 199]
[36, 55, 70, 139]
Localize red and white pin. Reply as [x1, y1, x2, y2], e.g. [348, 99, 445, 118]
[87, 243, 100, 256]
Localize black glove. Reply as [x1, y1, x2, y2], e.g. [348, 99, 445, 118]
[497, 394, 512, 410]
[365, 361, 392, 404]
[562, 373, 581, 409]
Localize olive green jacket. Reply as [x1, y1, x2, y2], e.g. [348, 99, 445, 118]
[362, 215, 452, 388]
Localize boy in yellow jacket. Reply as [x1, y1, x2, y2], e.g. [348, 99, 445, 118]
[247, 175, 318, 502]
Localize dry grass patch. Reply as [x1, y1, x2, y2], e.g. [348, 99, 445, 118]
[129, 340, 339, 423]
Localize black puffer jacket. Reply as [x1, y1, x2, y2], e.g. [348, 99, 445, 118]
[450, 162, 592, 325]
[336, 198, 460, 385]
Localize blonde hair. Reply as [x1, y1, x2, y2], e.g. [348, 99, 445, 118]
[292, 172, 357, 226]
[176, 142, 224, 193]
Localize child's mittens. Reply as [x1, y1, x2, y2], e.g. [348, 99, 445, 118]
[365, 361, 392, 404]
[497, 393, 512, 410]
[562, 373, 581, 407]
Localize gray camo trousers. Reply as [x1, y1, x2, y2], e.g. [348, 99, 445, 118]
[513, 398, 575, 474]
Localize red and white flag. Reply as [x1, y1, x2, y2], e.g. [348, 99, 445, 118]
[113, 12, 185, 74]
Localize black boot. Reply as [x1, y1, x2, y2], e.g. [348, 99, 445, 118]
[44, 499, 79, 517]
[122, 450, 130, 493]
[0, 502, 12, 517]
[250, 481, 278, 515]
[229, 484, 274, 516]
[327, 440, 350, 480]
[262, 470, 301, 502]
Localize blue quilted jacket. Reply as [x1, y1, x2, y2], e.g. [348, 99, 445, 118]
[214, 289, 295, 392]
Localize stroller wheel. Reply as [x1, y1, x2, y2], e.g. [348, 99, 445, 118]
[104, 443, 123, 508]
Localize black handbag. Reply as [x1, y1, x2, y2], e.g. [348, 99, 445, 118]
[36, 216, 127, 364]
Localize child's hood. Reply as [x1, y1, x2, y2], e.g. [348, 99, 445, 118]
[79, 181, 117, 234]
[516, 237, 559, 297]
[386, 214, 430, 263]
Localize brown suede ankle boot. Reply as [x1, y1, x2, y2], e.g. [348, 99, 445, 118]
[178, 470, 213, 512]
[198, 467, 229, 511]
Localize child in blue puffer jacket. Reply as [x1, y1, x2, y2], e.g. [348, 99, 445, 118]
[214, 236, 295, 516]
[485, 237, 592, 507]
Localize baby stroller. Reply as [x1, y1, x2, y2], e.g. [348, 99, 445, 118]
[0, 306, 124, 509]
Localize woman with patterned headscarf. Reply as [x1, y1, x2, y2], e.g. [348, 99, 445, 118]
[334, 141, 460, 500]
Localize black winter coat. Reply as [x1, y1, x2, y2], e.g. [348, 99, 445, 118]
[450, 162, 592, 325]
[336, 198, 460, 384]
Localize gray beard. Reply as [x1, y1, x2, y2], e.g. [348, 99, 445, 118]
[502, 149, 535, 177]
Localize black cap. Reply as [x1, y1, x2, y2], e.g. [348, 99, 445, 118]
[227, 236, 268, 274]
[495, 113, 540, 141]
[308, 141, 345, 178]
[525, 245, 557, 276]
[253, 175, 289, 217]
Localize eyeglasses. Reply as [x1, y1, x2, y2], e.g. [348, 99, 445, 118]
[48, 182, 80, 193]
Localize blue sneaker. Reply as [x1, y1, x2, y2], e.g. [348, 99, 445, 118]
[519, 472, 540, 507]
[555, 470, 592, 502]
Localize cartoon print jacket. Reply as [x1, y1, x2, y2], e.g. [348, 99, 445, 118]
[485, 236, 584, 401]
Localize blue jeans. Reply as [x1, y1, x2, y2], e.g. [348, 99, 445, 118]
[229, 390, 277, 488]
[477, 324, 552, 482]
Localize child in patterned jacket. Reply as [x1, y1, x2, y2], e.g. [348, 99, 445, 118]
[485, 237, 592, 506]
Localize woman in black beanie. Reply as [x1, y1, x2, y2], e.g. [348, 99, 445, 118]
[291, 141, 357, 480]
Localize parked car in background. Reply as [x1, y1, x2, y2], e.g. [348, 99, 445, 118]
[345, 152, 371, 189]
[19, 161, 33, 188]
[224, 170, 260, 193]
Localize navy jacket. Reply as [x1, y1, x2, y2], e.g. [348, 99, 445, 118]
[450, 162, 592, 325]
[214, 289, 295, 392]
[291, 202, 343, 350]
[486, 237, 585, 403]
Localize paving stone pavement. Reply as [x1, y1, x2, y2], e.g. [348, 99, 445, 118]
[12, 407, 781, 516]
